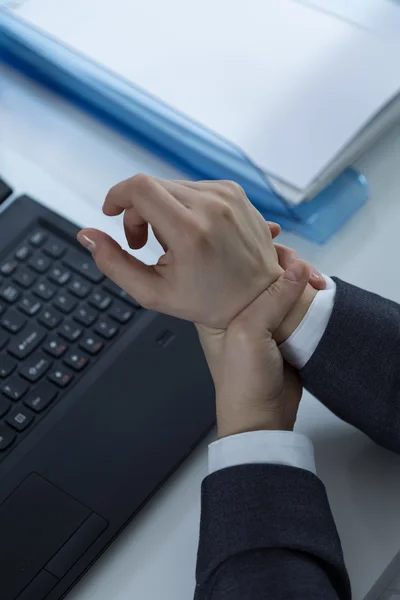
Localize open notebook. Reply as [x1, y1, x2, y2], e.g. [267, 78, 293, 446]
[0, 0, 399, 240]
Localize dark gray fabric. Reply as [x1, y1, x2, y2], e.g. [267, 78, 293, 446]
[195, 465, 350, 599]
[301, 277, 400, 452]
[196, 276, 399, 598]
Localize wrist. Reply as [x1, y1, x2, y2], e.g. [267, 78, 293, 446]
[273, 283, 317, 345]
[216, 405, 289, 439]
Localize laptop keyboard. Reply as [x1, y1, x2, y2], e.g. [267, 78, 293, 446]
[0, 216, 141, 459]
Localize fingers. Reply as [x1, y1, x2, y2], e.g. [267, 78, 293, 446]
[156, 179, 200, 207]
[309, 271, 327, 290]
[262, 260, 311, 332]
[77, 228, 162, 309]
[267, 221, 281, 239]
[274, 243, 298, 269]
[123, 209, 148, 249]
[103, 174, 189, 247]
[275, 244, 326, 291]
[234, 260, 310, 334]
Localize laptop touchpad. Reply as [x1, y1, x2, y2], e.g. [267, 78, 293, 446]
[0, 473, 107, 600]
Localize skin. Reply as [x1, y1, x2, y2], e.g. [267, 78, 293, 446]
[78, 176, 323, 435]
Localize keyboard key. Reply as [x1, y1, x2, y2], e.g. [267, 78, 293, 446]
[28, 252, 51, 273]
[59, 320, 82, 342]
[0, 259, 18, 276]
[88, 290, 112, 311]
[68, 277, 91, 299]
[0, 330, 9, 350]
[1, 309, 26, 333]
[94, 318, 119, 340]
[108, 300, 134, 324]
[79, 334, 103, 356]
[63, 250, 104, 283]
[103, 280, 141, 308]
[6, 406, 34, 431]
[8, 324, 47, 359]
[53, 292, 77, 314]
[48, 264, 71, 285]
[64, 349, 89, 371]
[0, 282, 20, 304]
[29, 229, 47, 247]
[43, 238, 67, 259]
[73, 304, 97, 327]
[2, 376, 29, 400]
[0, 395, 11, 418]
[38, 307, 63, 330]
[15, 243, 32, 261]
[13, 266, 37, 288]
[0, 354, 17, 378]
[48, 366, 74, 388]
[0, 424, 16, 451]
[43, 335, 68, 358]
[24, 381, 58, 413]
[33, 279, 56, 301]
[20, 352, 52, 383]
[18, 294, 42, 316]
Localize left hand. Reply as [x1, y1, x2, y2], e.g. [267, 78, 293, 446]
[77, 175, 283, 328]
[268, 222, 326, 291]
[197, 260, 310, 438]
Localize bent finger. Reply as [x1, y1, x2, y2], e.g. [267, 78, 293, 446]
[267, 221, 281, 239]
[103, 174, 189, 246]
[275, 244, 326, 291]
[234, 260, 310, 335]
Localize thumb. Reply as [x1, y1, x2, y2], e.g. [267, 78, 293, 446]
[275, 243, 326, 291]
[77, 228, 162, 309]
[234, 259, 310, 334]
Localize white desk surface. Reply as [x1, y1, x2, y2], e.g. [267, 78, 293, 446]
[2, 64, 400, 600]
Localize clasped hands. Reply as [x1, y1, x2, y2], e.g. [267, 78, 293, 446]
[78, 176, 324, 438]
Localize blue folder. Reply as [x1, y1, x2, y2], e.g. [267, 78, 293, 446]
[0, 10, 369, 243]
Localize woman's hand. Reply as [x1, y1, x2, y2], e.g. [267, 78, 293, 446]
[197, 260, 310, 438]
[77, 176, 283, 329]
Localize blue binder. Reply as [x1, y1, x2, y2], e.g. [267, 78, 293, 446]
[0, 10, 369, 243]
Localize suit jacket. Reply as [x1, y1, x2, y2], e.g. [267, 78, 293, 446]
[195, 278, 399, 599]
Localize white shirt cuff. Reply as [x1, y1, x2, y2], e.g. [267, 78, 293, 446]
[208, 431, 316, 475]
[280, 275, 336, 370]
[207, 277, 334, 477]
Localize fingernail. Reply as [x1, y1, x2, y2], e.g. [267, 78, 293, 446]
[284, 261, 304, 282]
[267, 221, 276, 226]
[310, 270, 322, 281]
[77, 231, 96, 252]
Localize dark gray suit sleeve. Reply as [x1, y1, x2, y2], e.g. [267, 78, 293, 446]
[195, 464, 351, 599]
[301, 277, 400, 453]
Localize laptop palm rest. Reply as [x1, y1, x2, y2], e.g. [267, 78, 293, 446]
[1, 473, 107, 600]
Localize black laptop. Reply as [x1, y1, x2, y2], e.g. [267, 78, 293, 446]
[0, 178, 215, 600]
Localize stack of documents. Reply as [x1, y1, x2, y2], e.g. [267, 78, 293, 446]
[300, 0, 400, 38]
[1, 0, 400, 241]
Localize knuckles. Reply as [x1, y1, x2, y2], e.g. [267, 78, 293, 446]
[219, 180, 245, 199]
[128, 173, 158, 196]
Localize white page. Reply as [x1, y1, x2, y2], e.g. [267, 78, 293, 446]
[298, 0, 400, 38]
[7, 0, 400, 191]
